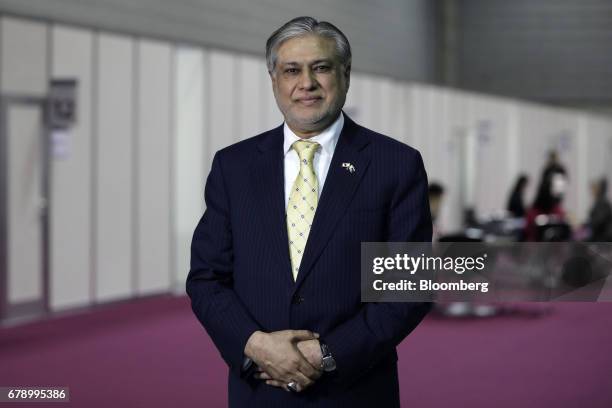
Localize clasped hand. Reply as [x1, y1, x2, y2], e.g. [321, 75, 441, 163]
[244, 330, 323, 392]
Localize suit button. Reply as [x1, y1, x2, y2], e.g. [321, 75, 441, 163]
[292, 295, 304, 305]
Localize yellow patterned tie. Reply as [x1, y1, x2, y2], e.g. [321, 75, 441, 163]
[287, 140, 320, 281]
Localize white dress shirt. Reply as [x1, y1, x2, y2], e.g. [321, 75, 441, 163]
[283, 113, 344, 208]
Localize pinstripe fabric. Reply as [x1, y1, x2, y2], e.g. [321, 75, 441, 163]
[187, 114, 433, 408]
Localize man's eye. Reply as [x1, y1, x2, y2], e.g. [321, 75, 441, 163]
[314, 65, 330, 72]
[285, 68, 299, 74]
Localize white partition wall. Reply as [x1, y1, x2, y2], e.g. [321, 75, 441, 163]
[94, 33, 134, 302]
[371, 77, 393, 136]
[408, 84, 429, 170]
[173, 46, 206, 291]
[6, 106, 44, 305]
[0, 17, 47, 96]
[50, 25, 94, 310]
[338, 73, 406, 140]
[261, 66, 282, 131]
[409, 84, 447, 183]
[208, 50, 238, 163]
[408, 84, 466, 233]
[136, 39, 172, 295]
[238, 55, 266, 139]
[388, 81, 407, 143]
[4, 14, 612, 322]
[427, 87, 449, 185]
[582, 116, 612, 222]
[468, 95, 515, 218]
[355, 74, 377, 131]
[343, 72, 364, 122]
[1, 17, 47, 312]
[440, 89, 471, 233]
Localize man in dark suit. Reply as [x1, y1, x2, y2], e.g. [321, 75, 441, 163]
[186, 16, 432, 407]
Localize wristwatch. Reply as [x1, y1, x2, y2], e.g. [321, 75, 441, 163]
[320, 342, 337, 372]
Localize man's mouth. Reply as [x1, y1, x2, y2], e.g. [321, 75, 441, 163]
[296, 97, 322, 106]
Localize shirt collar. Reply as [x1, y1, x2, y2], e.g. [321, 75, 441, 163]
[283, 112, 344, 157]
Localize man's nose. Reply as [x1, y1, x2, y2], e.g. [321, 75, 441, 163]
[298, 69, 317, 90]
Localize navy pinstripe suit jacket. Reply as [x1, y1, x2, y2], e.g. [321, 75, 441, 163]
[187, 114, 433, 407]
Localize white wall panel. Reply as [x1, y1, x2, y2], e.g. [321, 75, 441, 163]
[261, 68, 282, 131]
[506, 103, 520, 192]
[343, 72, 363, 122]
[468, 95, 514, 218]
[6, 13, 612, 316]
[372, 78, 393, 137]
[208, 50, 238, 162]
[582, 116, 612, 222]
[407, 85, 430, 169]
[356, 75, 376, 131]
[7, 106, 43, 303]
[439, 90, 470, 233]
[404, 85, 419, 148]
[399, 85, 414, 146]
[50, 25, 93, 310]
[95, 33, 134, 302]
[136, 39, 172, 295]
[1, 16, 47, 306]
[0, 17, 47, 95]
[388, 81, 405, 142]
[174, 47, 205, 291]
[411, 85, 446, 183]
[408, 85, 428, 158]
[408, 85, 469, 234]
[426, 87, 447, 184]
[237, 56, 267, 139]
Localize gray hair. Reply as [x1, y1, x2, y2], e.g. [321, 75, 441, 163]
[266, 16, 352, 74]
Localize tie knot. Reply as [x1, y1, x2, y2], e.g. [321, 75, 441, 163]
[292, 140, 319, 163]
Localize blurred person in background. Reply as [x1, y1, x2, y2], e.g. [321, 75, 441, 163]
[507, 174, 529, 218]
[542, 150, 567, 182]
[525, 166, 569, 241]
[428, 182, 445, 241]
[587, 178, 612, 241]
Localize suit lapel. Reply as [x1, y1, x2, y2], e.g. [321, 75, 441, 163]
[250, 125, 295, 288]
[294, 115, 372, 289]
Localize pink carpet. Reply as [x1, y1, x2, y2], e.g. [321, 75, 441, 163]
[1, 296, 611, 407]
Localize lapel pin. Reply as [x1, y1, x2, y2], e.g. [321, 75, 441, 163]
[342, 162, 356, 173]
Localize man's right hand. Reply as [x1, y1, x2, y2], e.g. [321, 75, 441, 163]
[244, 330, 322, 392]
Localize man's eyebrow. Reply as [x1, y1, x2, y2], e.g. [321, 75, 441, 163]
[279, 59, 334, 67]
[311, 59, 333, 65]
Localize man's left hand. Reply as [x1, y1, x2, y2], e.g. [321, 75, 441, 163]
[255, 339, 323, 389]
[295, 339, 323, 368]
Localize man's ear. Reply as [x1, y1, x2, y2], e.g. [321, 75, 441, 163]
[344, 64, 351, 90]
[269, 70, 277, 89]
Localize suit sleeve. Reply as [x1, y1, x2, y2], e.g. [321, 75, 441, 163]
[323, 149, 433, 389]
[186, 152, 261, 377]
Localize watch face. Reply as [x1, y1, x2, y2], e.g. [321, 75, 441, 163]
[322, 356, 336, 372]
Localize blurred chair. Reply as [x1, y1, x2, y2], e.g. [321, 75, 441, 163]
[436, 234, 498, 317]
[536, 222, 572, 242]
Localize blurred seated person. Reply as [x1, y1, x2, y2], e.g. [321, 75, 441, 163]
[542, 150, 567, 182]
[587, 178, 612, 241]
[429, 182, 445, 241]
[525, 171, 568, 241]
[507, 174, 529, 218]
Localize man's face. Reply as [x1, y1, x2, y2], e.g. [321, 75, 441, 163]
[270, 34, 349, 137]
